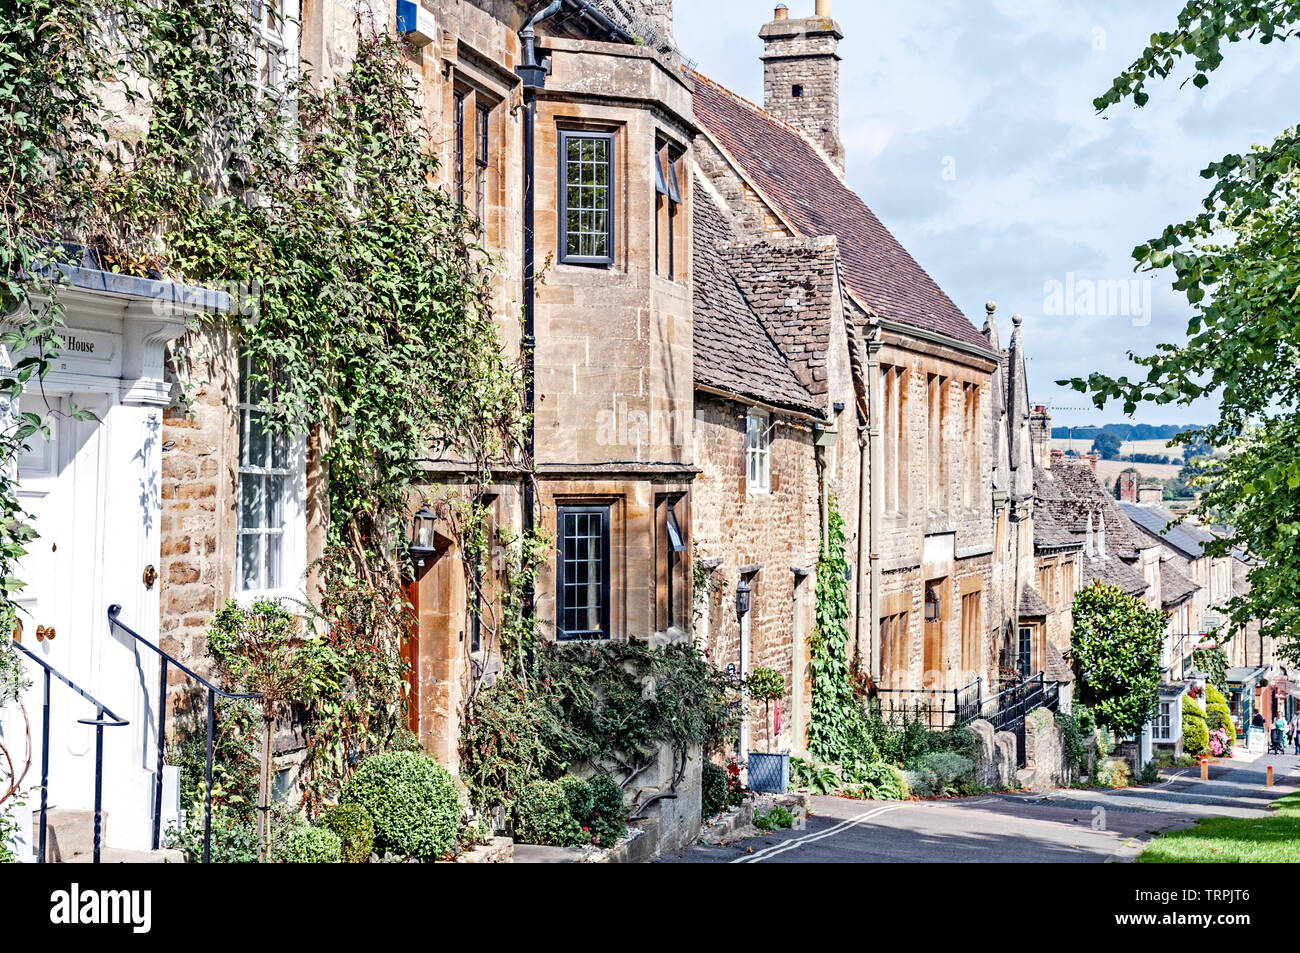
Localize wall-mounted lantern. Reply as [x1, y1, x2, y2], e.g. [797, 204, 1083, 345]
[736, 580, 752, 617]
[409, 502, 439, 568]
[924, 584, 940, 622]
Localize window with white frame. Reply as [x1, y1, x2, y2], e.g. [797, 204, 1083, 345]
[251, 0, 299, 105]
[746, 409, 771, 493]
[1153, 698, 1177, 743]
[237, 355, 304, 596]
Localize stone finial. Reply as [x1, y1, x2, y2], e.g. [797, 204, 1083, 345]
[1012, 312, 1023, 327]
[1098, 512, 1108, 559]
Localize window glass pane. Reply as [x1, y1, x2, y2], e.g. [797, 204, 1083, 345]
[559, 509, 606, 637]
[239, 534, 260, 591]
[241, 473, 266, 529]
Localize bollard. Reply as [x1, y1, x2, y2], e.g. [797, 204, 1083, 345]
[1200, 756, 1209, 781]
[1268, 765, 1274, 787]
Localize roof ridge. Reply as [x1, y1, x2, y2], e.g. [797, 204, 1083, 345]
[685, 68, 850, 183]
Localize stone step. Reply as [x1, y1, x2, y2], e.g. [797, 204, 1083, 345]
[63, 847, 186, 864]
[32, 809, 109, 862]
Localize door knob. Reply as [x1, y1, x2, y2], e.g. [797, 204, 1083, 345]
[36, 625, 55, 642]
[142, 564, 157, 589]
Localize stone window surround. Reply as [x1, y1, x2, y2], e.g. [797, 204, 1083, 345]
[449, 69, 505, 241]
[556, 502, 613, 641]
[251, 0, 299, 106]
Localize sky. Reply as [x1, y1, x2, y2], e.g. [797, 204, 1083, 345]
[674, 0, 1298, 428]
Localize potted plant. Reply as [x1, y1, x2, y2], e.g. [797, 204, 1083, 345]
[744, 667, 789, 794]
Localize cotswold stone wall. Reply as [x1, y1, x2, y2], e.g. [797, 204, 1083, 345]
[693, 394, 820, 755]
[159, 330, 238, 681]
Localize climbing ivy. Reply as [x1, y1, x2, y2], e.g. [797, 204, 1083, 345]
[807, 503, 877, 767]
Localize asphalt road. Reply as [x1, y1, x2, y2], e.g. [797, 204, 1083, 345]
[661, 753, 1300, 863]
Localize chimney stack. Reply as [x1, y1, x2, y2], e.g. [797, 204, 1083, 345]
[1029, 404, 1052, 470]
[621, 1, 674, 49]
[1138, 483, 1164, 505]
[759, 2, 845, 173]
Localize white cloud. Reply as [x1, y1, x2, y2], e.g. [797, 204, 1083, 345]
[676, 0, 1294, 426]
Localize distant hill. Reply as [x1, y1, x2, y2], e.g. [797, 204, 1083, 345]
[1050, 423, 1203, 442]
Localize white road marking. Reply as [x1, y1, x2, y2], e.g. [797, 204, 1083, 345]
[732, 804, 908, 863]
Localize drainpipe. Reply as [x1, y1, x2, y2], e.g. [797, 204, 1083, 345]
[516, 1, 561, 610]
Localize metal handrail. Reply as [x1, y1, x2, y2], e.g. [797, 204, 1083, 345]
[10, 638, 128, 863]
[106, 605, 261, 863]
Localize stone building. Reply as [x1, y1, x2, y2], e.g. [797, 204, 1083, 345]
[687, 0, 1003, 750]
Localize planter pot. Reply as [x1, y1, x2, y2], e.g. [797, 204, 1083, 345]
[748, 752, 790, 794]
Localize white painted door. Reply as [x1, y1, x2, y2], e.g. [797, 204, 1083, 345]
[13, 392, 107, 814]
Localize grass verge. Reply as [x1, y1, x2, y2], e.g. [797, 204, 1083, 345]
[1137, 791, 1300, 863]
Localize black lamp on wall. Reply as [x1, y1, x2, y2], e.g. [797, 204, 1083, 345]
[924, 584, 940, 622]
[409, 502, 439, 568]
[736, 580, 752, 617]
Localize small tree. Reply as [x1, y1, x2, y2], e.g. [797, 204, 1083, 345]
[745, 667, 786, 753]
[1070, 582, 1165, 738]
[206, 599, 324, 858]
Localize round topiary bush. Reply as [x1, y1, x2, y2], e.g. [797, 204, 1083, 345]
[514, 779, 581, 846]
[282, 825, 342, 863]
[1182, 695, 1209, 756]
[319, 802, 376, 864]
[1205, 685, 1233, 735]
[701, 761, 728, 818]
[341, 751, 461, 860]
[557, 775, 593, 829]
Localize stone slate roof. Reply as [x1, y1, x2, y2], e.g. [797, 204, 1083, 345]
[1019, 585, 1053, 618]
[1159, 561, 1200, 608]
[692, 184, 821, 414]
[1118, 502, 1218, 560]
[1047, 460, 1150, 557]
[1046, 641, 1074, 684]
[1082, 554, 1150, 597]
[690, 72, 990, 352]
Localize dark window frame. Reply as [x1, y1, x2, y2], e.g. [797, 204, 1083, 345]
[556, 504, 612, 640]
[453, 89, 466, 206]
[558, 129, 616, 266]
[654, 140, 684, 280]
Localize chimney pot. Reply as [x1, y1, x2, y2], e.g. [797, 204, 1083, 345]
[816, 0, 831, 15]
[774, 3, 788, 19]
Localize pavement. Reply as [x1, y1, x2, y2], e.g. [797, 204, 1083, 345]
[660, 750, 1300, 863]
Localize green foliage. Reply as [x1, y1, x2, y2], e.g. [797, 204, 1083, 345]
[1070, 582, 1165, 736]
[319, 803, 375, 864]
[586, 774, 627, 847]
[842, 762, 909, 801]
[1073, 4, 1300, 656]
[1096, 759, 1132, 789]
[790, 757, 842, 796]
[513, 779, 581, 847]
[809, 503, 877, 769]
[1092, 431, 1123, 460]
[0, 795, 23, 863]
[206, 599, 323, 717]
[753, 805, 795, 831]
[1183, 694, 1210, 756]
[1195, 647, 1230, 697]
[702, 761, 729, 816]
[1205, 684, 1234, 734]
[902, 752, 977, 798]
[341, 752, 461, 861]
[1140, 760, 1161, 784]
[1057, 705, 1098, 779]
[298, 546, 414, 814]
[745, 667, 786, 701]
[461, 639, 739, 817]
[282, 826, 342, 864]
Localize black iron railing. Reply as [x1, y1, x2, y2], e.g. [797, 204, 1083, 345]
[975, 672, 1061, 766]
[870, 677, 983, 731]
[107, 605, 261, 863]
[10, 638, 128, 863]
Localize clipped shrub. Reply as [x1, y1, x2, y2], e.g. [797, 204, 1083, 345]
[557, 775, 594, 827]
[906, 752, 976, 797]
[319, 803, 375, 864]
[1182, 694, 1209, 757]
[282, 826, 342, 863]
[587, 773, 627, 847]
[702, 762, 728, 818]
[514, 779, 581, 846]
[341, 751, 461, 860]
[1205, 685, 1233, 735]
